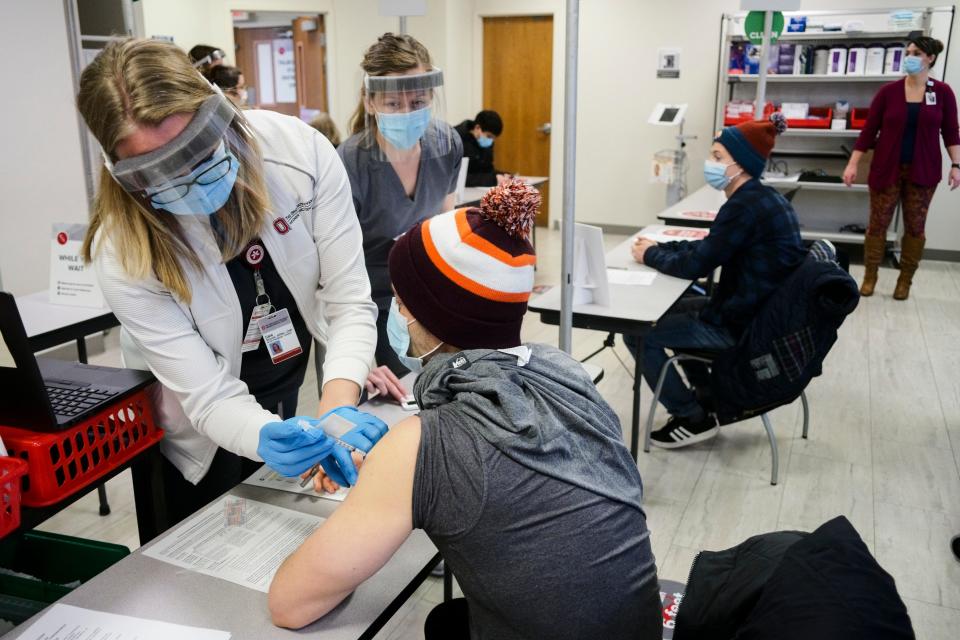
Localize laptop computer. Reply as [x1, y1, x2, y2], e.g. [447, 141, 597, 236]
[0, 291, 154, 432]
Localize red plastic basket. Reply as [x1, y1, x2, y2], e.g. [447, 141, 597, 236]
[0, 389, 163, 508]
[724, 102, 775, 126]
[0, 457, 28, 539]
[786, 106, 833, 129]
[850, 108, 869, 130]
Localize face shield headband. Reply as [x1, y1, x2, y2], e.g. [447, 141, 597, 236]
[363, 68, 444, 96]
[102, 92, 237, 194]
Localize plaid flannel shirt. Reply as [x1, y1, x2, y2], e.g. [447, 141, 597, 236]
[644, 179, 805, 334]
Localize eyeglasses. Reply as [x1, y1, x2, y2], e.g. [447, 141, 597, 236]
[148, 155, 233, 205]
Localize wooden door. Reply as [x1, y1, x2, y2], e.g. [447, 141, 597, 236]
[483, 16, 553, 226]
[233, 26, 298, 116]
[293, 16, 327, 113]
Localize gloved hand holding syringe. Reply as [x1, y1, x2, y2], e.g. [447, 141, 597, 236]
[257, 406, 388, 489]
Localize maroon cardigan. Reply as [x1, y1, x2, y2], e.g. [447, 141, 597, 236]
[854, 77, 960, 190]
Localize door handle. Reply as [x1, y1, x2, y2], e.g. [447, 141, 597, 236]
[536, 122, 552, 135]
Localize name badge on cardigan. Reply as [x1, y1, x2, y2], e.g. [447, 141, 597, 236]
[926, 91, 937, 106]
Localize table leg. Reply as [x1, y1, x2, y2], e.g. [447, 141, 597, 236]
[131, 446, 169, 545]
[630, 337, 643, 461]
[76, 336, 88, 364]
[443, 563, 453, 602]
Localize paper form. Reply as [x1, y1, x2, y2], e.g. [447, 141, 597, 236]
[606, 269, 657, 286]
[15, 603, 230, 640]
[638, 228, 709, 244]
[243, 464, 348, 502]
[142, 496, 323, 592]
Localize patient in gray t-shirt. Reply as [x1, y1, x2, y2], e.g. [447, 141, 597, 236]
[268, 182, 661, 639]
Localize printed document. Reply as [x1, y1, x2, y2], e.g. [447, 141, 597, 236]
[606, 269, 657, 286]
[243, 464, 348, 502]
[142, 496, 322, 592]
[15, 603, 230, 640]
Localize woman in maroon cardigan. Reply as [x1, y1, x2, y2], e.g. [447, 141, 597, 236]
[843, 36, 960, 300]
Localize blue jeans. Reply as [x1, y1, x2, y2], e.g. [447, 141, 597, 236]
[624, 297, 735, 418]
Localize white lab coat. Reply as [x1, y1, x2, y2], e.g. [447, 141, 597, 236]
[93, 109, 377, 484]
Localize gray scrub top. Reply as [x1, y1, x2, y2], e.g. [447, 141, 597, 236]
[338, 122, 463, 303]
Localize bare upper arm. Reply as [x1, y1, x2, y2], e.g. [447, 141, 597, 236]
[268, 416, 422, 628]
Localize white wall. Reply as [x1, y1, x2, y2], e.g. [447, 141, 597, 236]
[0, 1, 89, 295]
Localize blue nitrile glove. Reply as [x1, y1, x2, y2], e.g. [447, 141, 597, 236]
[258, 416, 335, 477]
[316, 406, 388, 487]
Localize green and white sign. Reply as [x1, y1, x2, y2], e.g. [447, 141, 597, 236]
[744, 10, 784, 44]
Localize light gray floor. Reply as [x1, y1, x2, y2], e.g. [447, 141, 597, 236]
[33, 228, 960, 639]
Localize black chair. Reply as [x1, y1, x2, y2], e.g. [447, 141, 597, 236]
[642, 347, 809, 486]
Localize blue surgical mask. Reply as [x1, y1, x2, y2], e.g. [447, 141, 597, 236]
[477, 135, 494, 149]
[704, 159, 740, 190]
[147, 143, 239, 216]
[903, 55, 925, 75]
[386, 298, 442, 373]
[376, 107, 431, 150]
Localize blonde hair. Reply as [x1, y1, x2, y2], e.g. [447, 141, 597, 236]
[349, 33, 433, 136]
[77, 38, 270, 303]
[309, 112, 341, 147]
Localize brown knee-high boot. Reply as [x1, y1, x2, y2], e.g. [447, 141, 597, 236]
[860, 235, 886, 296]
[894, 235, 925, 300]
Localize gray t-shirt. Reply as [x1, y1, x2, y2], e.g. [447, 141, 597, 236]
[337, 123, 462, 302]
[413, 404, 658, 640]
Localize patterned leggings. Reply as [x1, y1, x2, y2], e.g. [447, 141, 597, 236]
[867, 164, 937, 238]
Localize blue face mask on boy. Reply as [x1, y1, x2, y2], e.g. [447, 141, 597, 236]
[703, 159, 742, 190]
[386, 298, 442, 374]
[376, 107, 431, 150]
[146, 142, 239, 216]
[477, 135, 494, 149]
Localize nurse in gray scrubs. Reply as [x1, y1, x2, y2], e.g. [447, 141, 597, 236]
[338, 33, 462, 384]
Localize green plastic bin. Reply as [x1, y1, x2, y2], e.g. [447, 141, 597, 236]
[0, 530, 129, 624]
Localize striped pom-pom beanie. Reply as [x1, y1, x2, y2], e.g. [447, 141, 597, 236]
[388, 179, 539, 349]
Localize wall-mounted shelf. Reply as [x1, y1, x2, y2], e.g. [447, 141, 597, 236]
[728, 74, 900, 83]
[763, 180, 868, 192]
[730, 30, 916, 43]
[781, 129, 862, 138]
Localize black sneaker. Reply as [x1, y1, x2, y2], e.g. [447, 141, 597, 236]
[651, 414, 718, 449]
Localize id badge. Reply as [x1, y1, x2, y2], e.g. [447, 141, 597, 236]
[257, 308, 303, 364]
[241, 303, 273, 353]
[926, 92, 937, 106]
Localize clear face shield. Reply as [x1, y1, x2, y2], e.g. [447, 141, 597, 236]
[361, 68, 454, 160]
[101, 92, 262, 217]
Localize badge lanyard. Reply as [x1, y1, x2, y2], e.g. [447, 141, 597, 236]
[239, 241, 302, 363]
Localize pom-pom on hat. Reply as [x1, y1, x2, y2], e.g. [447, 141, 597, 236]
[716, 112, 788, 178]
[388, 179, 538, 349]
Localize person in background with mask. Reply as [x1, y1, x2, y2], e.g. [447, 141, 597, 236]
[338, 33, 462, 399]
[188, 44, 225, 77]
[208, 65, 248, 108]
[843, 35, 959, 300]
[627, 113, 805, 449]
[77, 39, 387, 528]
[454, 110, 509, 187]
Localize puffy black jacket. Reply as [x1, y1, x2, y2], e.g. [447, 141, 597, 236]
[710, 241, 859, 424]
[675, 516, 916, 640]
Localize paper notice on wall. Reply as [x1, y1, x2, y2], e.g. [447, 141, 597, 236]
[49, 223, 106, 309]
[14, 603, 230, 640]
[243, 464, 348, 502]
[142, 496, 323, 592]
[657, 48, 681, 79]
[273, 39, 296, 103]
[256, 42, 275, 104]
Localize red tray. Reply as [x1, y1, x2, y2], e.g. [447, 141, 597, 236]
[786, 106, 833, 129]
[0, 389, 163, 508]
[0, 457, 28, 538]
[723, 102, 775, 126]
[850, 108, 869, 130]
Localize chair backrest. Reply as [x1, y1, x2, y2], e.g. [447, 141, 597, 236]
[709, 241, 859, 424]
